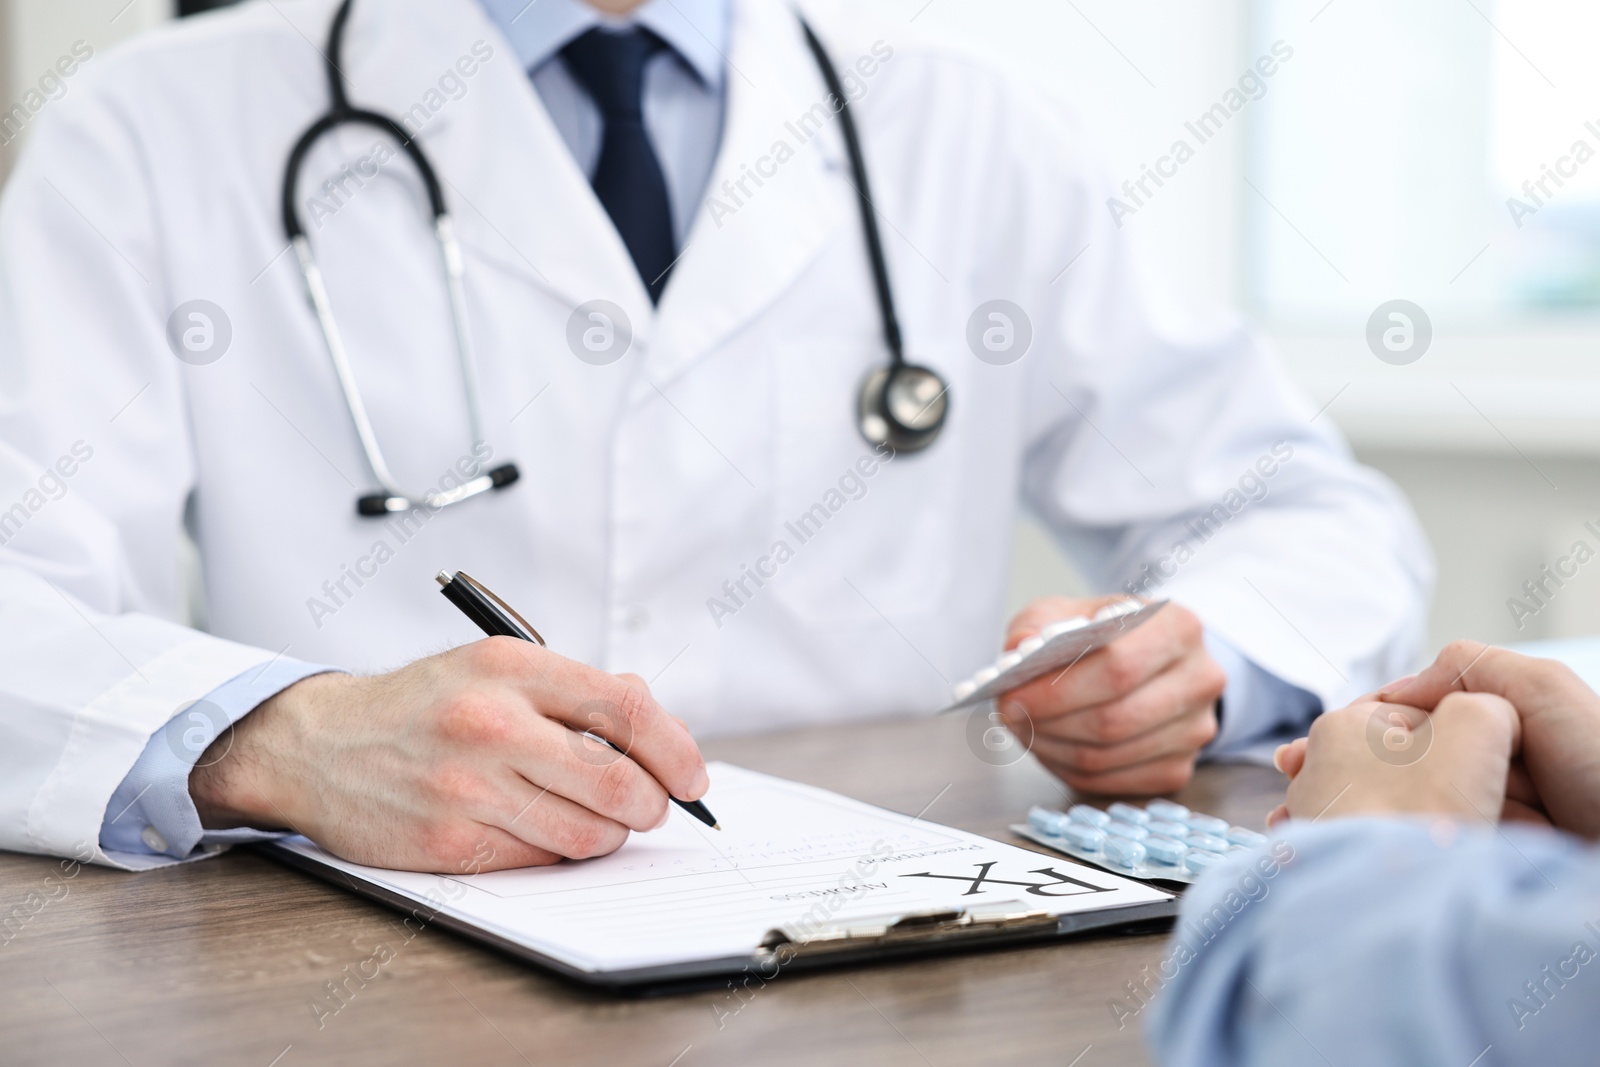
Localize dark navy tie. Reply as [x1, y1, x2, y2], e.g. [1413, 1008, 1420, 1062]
[561, 27, 677, 304]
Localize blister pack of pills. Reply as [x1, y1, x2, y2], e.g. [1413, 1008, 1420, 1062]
[1012, 799, 1269, 885]
[939, 599, 1167, 714]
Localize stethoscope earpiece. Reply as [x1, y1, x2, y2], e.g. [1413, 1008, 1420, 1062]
[858, 364, 949, 454]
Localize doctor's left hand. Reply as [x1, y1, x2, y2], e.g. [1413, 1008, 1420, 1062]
[997, 596, 1225, 795]
[187, 637, 710, 873]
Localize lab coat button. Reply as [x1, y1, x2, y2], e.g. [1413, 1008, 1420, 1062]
[140, 825, 169, 853]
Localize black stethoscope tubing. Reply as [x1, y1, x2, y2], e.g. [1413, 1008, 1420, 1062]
[282, 0, 448, 240]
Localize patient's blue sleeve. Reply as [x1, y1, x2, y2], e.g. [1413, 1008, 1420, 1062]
[1146, 818, 1599, 1067]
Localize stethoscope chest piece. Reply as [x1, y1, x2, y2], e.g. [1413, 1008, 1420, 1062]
[858, 362, 950, 454]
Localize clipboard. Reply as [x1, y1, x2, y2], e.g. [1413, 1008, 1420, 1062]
[258, 764, 1175, 992]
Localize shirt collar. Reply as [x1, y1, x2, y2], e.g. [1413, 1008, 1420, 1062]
[478, 0, 729, 88]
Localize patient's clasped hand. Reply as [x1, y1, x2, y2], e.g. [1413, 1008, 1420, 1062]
[1269, 640, 1600, 836]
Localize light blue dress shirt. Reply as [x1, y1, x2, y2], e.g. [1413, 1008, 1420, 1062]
[98, 0, 1318, 862]
[1147, 819, 1598, 1066]
[1204, 634, 1321, 761]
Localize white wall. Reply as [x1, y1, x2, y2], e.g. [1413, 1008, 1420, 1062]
[0, 0, 172, 177]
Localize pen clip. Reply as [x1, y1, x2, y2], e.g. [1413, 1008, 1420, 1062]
[455, 570, 546, 646]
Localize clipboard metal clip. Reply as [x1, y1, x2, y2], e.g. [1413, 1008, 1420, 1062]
[757, 900, 1059, 962]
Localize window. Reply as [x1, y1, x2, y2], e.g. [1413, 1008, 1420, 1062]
[1249, 0, 1600, 325]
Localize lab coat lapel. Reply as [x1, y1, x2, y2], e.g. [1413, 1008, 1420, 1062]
[342, 0, 653, 329]
[647, 0, 848, 388]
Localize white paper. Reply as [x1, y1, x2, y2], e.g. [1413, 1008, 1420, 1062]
[273, 764, 1171, 973]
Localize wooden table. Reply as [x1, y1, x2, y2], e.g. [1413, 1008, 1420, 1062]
[0, 713, 1283, 1067]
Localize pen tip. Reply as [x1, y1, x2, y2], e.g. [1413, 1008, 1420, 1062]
[713, 823, 722, 831]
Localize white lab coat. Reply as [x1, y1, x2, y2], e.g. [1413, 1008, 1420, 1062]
[0, 0, 1431, 867]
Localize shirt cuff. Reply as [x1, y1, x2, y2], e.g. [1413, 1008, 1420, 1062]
[1202, 631, 1321, 763]
[98, 658, 338, 862]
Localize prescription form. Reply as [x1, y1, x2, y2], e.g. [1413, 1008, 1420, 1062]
[268, 765, 1172, 977]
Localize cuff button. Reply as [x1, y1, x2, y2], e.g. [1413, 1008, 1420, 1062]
[140, 826, 169, 853]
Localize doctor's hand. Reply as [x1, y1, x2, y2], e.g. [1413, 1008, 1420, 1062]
[1377, 642, 1600, 838]
[1264, 694, 1520, 828]
[187, 637, 710, 873]
[998, 596, 1225, 796]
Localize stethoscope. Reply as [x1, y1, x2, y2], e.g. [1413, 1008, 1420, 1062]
[282, 1, 950, 519]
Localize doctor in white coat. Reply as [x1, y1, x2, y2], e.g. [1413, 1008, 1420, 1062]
[0, 0, 1429, 873]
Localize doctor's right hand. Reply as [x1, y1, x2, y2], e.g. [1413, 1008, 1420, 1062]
[187, 637, 710, 873]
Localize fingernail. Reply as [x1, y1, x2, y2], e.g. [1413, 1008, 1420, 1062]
[1378, 674, 1417, 699]
[652, 807, 670, 831]
[1272, 744, 1289, 772]
[689, 765, 710, 799]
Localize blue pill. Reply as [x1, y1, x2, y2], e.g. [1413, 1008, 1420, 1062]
[1185, 849, 1223, 874]
[1144, 834, 1187, 866]
[1059, 823, 1106, 852]
[1227, 826, 1267, 847]
[1147, 799, 1190, 823]
[1104, 836, 1147, 868]
[1186, 832, 1228, 854]
[1148, 819, 1188, 840]
[1186, 813, 1229, 836]
[1028, 806, 1071, 836]
[1108, 802, 1151, 825]
[1106, 820, 1150, 842]
[1068, 804, 1111, 828]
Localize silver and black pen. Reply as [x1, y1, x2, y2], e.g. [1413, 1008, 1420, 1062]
[435, 570, 720, 830]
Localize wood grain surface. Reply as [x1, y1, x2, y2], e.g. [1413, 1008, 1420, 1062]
[0, 712, 1284, 1067]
